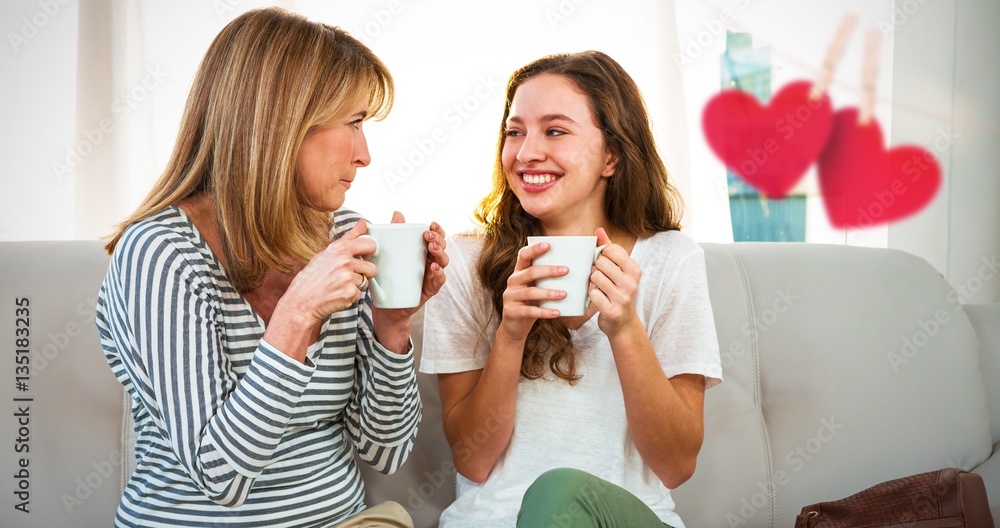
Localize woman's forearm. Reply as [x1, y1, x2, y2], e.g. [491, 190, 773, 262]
[350, 334, 422, 473]
[441, 332, 524, 483]
[372, 310, 413, 354]
[608, 320, 704, 488]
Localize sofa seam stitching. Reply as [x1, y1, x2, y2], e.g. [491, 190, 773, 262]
[727, 245, 776, 528]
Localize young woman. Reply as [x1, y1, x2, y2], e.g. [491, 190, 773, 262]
[421, 51, 722, 527]
[96, 8, 447, 527]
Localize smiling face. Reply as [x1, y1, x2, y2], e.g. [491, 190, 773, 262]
[501, 73, 617, 234]
[296, 105, 371, 212]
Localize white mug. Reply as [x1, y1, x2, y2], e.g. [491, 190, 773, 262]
[526, 236, 607, 317]
[359, 223, 428, 309]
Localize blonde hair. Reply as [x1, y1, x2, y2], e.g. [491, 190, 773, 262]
[104, 7, 393, 292]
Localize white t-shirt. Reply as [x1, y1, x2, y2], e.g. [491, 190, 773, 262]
[420, 230, 722, 528]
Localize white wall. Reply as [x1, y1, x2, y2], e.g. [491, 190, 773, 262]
[0, 0, 78, 241]
[945, 0, 1000, 304]
[887, 0, 1000, 303]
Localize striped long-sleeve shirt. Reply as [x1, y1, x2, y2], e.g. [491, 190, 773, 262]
[95, 206, 421, 527]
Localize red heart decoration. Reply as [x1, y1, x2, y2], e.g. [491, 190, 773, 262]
[703, 81, 833, 199]
[818, 109, 941, 228]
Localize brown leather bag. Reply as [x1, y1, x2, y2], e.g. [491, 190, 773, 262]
[793, 468, 994, 527]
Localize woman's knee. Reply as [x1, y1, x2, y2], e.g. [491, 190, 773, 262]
[519, 468, 607, 525]
[527, 468, 597, 500]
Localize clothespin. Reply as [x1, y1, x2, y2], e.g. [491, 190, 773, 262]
[811, 13, 858, 101]
[858, 30, 880, 126]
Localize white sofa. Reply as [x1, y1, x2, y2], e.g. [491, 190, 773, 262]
[1, 241, 996, 527]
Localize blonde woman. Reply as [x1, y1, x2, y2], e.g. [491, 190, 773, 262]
[96, 8, 446, 527]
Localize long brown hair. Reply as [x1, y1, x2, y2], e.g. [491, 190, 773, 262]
[104, 7, 393, 292]
[475, 51, 684, 382]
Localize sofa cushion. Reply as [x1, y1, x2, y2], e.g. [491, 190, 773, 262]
[673, 243, 993, 527]
[0, 241, 124, 526]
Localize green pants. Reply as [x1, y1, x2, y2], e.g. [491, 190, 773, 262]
[516, 468, 675, 528]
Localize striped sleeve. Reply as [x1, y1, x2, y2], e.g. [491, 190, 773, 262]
[332, 209, 422, 474]
[114, 224, 315, 507]
[347, 292, 422, 473]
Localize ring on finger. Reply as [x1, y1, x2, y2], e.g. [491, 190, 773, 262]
[358, 274, 369, 291]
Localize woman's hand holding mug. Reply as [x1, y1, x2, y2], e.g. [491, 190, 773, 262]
[370, 211, 449, 352]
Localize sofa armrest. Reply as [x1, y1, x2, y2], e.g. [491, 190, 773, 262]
[972, 442, 1000, 522]
[965, 303, 1000, 444]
